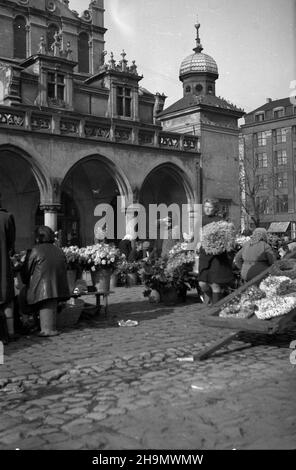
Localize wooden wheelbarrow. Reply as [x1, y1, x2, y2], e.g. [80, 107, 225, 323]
[195, 250, 296, 360]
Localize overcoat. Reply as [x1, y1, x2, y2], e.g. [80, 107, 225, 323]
[0, 209, 16, 306]
[234, 240, 276, 282]
[23, 243, 70, 305]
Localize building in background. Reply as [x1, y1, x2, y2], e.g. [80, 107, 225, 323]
[157, 18, 244, 225]
[241, 97, 296, 237]
[0, 0, 200, 250]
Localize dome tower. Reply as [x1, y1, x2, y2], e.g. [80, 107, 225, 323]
[179, 16, 218, 97]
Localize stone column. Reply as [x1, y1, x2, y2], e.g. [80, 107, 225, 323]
[40, 204, 60, 232]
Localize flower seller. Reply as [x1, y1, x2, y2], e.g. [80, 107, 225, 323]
[198, 198, 235, 305]
[234, 227, 276, 282]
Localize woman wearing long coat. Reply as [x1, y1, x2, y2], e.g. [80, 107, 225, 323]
[234, 228, 276, 282]
[21, 226, 70, 336]
[198, 199, 234, 304]
[0, 206, 16, 342]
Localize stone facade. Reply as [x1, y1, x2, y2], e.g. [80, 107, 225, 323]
[0, 0, 200, 250]
[241, 97, 296, 236]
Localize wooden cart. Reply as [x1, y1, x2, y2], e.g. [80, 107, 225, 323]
[195, 250, 296, 360]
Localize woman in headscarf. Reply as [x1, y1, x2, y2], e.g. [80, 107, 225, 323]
[198, 199, 234, 305]
[234, 227, 276, 282]
[20, 226, 70, 336]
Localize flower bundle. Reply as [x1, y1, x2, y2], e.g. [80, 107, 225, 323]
[165, 245, 197, 292]
[219, 286, 266, 319]
[259, 275, 293, 297]
[62, 245, 81, 269]
[270, 259, 296, 279]
[201, 221, 236, 255]
[116, 259, 141, 285]
[78, 243, 119, 271]
[240, 286, 266, 302]
[11, 251, 27, 271]
[254, 295, 296, 320]
[139, 258, 168, 293]
[168, 242, 190, 258]
[219, 297, 256, 319]
[235, 235, 251, 248]
[219, 303, 254, 319]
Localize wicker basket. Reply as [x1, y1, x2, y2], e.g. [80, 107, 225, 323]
[57, 299, 84, 329]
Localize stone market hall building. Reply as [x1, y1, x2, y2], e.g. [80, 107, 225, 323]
[0, 0, 202, 250]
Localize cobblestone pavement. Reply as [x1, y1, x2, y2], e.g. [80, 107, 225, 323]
[0, 287, 296, 450]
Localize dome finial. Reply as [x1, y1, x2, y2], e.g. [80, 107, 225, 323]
[193, 14, 203, 53]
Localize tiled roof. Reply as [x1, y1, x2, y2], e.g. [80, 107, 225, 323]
[179, 52, 218, 76]
[246, 97, 292, 116]
[158, 94, 244, 117]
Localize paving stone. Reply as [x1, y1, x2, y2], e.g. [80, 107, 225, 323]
[65, 407, 88, 415]
[86, 411, 109, 421]
[0, 431, 22, 445]
[13, 437, 46, 449]
[0, 286, 296, 450]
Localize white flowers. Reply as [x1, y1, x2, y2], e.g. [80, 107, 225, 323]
[201, 221, 236, 255]
[62, 243, 119, 271]
[254, 295, 296, 320]
[259, 275, 293, 297]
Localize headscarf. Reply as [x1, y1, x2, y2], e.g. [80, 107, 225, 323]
[123, 234, 133, 241]
[35, 225, 55, 244]
[249, 227, 268, 245]
[203, 198, 220, 216]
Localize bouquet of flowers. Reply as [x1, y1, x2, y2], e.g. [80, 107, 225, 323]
[240, 286, 266, 303]
[11, 251, 27, 271]
[62, 245, 81, 270]
[117, 259, 141, 285]
[259, 275, 293, 297]
[78, 243, 119, 272]
[168, 242, 191, 258]
[219, 296, 256, 319]
[219, 286, 266, 319]
[254, 295, 296, 320]
[139, 258, 168, 297]
[201, 221, 236, 255]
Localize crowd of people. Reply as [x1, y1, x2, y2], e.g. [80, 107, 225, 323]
[1, 196, 295, 342]
[0, 202, 70, 343]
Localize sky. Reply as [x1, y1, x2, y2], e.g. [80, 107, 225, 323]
[70, 0, 296, 113]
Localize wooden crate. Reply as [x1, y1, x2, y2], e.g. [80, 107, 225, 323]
[196, 250, 296, 359]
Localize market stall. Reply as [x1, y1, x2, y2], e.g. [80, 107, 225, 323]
[196, 249, 296, 360]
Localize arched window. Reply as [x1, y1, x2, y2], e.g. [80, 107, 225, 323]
[47, 24, 59, 53]
[13, 16, 27, 59]
[78, 32, 90, 73]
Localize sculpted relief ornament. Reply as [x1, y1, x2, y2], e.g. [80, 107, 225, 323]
[81, 10, 92, 22]
[45, 0, 56, 12]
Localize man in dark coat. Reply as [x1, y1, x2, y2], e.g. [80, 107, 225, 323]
[0, 201, 16, 342]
